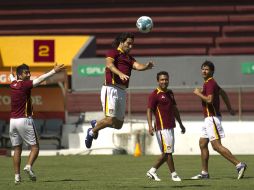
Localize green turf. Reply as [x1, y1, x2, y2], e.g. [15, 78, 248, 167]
[0, 155, 253, 190]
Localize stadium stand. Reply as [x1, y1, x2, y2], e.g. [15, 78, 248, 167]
[0, 0, 254, 117]
[0, 120, 6, 147]
[33, 119, 45, 138]
[40, 119, 63, 149]
[0, 0, 254, 56]
[1, 124, 10, 148]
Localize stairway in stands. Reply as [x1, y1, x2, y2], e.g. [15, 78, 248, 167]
[0, 0, 254, 57]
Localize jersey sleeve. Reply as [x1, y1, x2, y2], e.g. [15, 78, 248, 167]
[22, 80, 33, 90]
[206, 80, 216, 95]
[129, 55, 136, 66]
[147, 92, 157, 111]
[106, 49, 117, 60]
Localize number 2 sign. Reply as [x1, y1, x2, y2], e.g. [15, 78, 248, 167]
[34, 40, 55, 62]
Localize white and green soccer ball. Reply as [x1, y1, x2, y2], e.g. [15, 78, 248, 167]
[136, 16, 153, 33]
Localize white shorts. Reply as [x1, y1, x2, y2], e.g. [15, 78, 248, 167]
[9, 118, 39, 146]
[101, 85, 126, 121]
[201, 116, 225, 141]
[155, 128, 175, 153]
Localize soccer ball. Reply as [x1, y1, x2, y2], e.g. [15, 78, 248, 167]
[136, 16, 153, 33]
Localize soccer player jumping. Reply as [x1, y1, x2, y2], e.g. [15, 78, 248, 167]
[85, 32, 154, 149]
[192, 61, 247, 180]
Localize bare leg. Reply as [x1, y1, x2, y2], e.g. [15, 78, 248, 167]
[199, 138, 209, 172]
[26, 144, 39, 167]
[152, 153, 167, 169]
[92, 117, 124, 133]
[211, 139, 239, 166]
[13, 145, 22, 174]
[166, 153, 175, 173]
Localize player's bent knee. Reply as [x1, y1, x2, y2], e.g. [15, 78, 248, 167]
[112, 118, 124, 129]
[113, 123, 123, 129]
[199, 143, 207, 149]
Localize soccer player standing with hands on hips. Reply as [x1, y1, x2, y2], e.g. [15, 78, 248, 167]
[9, 63, 65, 184]
[85, 32, 154, 149]
[192, 61, 247, 180]
[146, 71, 186, 182]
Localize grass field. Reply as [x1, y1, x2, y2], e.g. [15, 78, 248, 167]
[0, 155, 253, 190]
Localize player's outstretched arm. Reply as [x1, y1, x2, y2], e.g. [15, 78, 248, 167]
[33, 63, 65, 87]
[133, 61, 154, 71]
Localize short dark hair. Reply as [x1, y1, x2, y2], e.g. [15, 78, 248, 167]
[201, 60, 215, 73]
[112, 32, 134, 48]
[157, 71, 169, 81]
[16, 63, 30, 79]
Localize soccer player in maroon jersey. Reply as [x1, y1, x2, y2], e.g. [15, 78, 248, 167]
[146, 71, 186, 182]
[192, 61, 247, 180]
[9, 63, 65, 184]
[85, 32, 154, 149]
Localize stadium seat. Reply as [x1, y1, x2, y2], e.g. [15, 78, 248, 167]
[97, 47, 207, 56]
[229, 14, 254, 24]
[98, 37, 213, 46]
[216, 37, 254, 47]
[0, 120, 6, 147]
[1, 124, 10, 148]
[40, 119, 63, 149]
[209, 47, 254, 55]
[236, 5, 254, 13]
[223, 26, 254, 36]
[33, 119, 45, 138]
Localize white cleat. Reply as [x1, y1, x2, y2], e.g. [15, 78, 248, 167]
[172, 175, 182, 182]
[24, 166, 36, 181]
[146, 171, 161, 181]
[191, 173, 210, 180]
[15, 176, 21, 184]
[237, 163, 247, 180]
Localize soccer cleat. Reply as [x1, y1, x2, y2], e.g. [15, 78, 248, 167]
[90, 120, 98, 139]
[172, 175, 182, 182]
[146, 171, 161, 181]
[24, 166, 36, 181]
[191, 173, 209, 180]
[237, 163, 247, 179]
[85, 128, 94, 148]
[15, 176, 21, 184]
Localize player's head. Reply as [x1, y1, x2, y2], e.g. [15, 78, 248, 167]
[112, 32, 134, 54]
[201, 60, 215, 79]
[157, 71, 169, 90]
[16, 63, 31, 80]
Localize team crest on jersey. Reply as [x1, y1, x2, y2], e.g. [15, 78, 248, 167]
[161, 95, 166, 99]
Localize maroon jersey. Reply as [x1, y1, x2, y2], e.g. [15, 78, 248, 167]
[202, 77, 221, 117]
[148, 88, 176, 130]
[105, 48, 136, 88]
[10, 80, 33, 118]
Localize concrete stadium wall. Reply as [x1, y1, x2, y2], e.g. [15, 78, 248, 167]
[72, 55, 254, 91]
[61, 120, 254, 155]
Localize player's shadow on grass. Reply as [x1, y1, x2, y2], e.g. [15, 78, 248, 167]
[143, 184, 210, 189]
[43, 179, 88, 182]
[171, 185, 211, 188]
[219, 176, 254, 180]
[184, 177, 220, 180]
